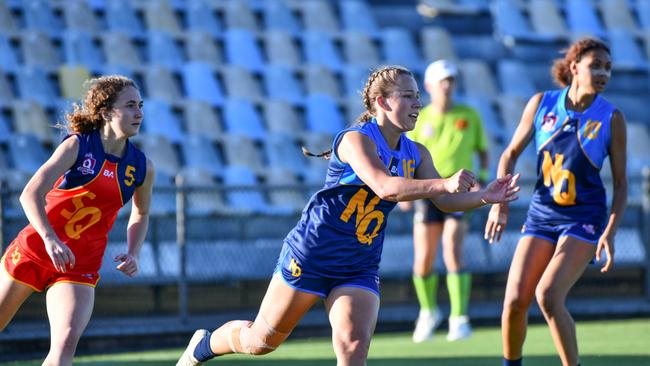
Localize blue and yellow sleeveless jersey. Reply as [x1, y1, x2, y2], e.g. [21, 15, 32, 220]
[284, 119, 421, 277]
[528, 87, 616, 227]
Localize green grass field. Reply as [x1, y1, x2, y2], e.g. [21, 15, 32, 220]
[3, 319, 649, 365]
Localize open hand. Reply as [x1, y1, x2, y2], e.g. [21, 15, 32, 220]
[481, 173, 520, 205]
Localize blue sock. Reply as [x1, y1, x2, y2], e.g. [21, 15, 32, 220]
[193, 332, 217, 362]
[503, 357, 522, 366]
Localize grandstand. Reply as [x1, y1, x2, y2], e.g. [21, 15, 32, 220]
[0, 0, 649, 360]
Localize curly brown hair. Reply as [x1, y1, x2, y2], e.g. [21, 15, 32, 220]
[551, 38, 610, 87]
[64, 75, 138, 134]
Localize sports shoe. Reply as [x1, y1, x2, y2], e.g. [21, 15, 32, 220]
[412, 308, 443, 343]
[176, 329, 210, 366]
[447, 315, 472, 341]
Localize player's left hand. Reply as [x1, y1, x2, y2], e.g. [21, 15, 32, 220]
[596, 233, 615, 273]
[115, 253, 139, 277]
[480, 173, 521, 204]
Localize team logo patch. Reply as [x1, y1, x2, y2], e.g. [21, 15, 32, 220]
[11, 247, 21, 265]
[455, 119, 468, 130]
[582, 224, 595, 235]
[77, 153, 96, 175]
[563, 123, 576, 133]
[388, 158, 399, 177]
[541, 112, 557, 133]
[289, 258, 302, 277]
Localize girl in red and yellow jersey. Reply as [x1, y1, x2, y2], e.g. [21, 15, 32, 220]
[0, 75, 155, 366]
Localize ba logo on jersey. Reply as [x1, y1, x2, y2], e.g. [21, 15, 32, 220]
[388, 158, 399, 177]
[77, 153, 96, 175]
[541, 112, 558, 133]
[103, 169, 114, 178]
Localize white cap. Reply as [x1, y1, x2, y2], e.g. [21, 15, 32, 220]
[424, 59, 458, 83]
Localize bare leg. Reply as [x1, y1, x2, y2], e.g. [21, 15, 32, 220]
[210, 273, 320, 355]
[441, 217, 466, 273]
[43, 283, 95, 366]
[536, 237, 595, 366]
[502, 237, 555, 360]
[412, 222, 443, 277]
[0, 266, 34, 331]
[325, 286, 379, 366]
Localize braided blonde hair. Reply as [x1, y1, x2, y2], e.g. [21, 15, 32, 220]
[303, 65, 413, 159]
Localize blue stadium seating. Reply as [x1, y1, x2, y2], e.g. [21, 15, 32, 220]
[181, 62, 225, 106]
[105, 0, 145, 38]
[147, 32, 185, 70]
[305, 94, 346, 135]
[263, 0, 300, 35]
[263, 65, 305, 105]
[0, 35, 19, 72]
[8, 133, 49, 174]
[224, 29, 265, 72]
[142, 99, 185, 143]
[62, 31, 104, 72]
[186, 0, 222, 37]
[302, 31, 344, 72]
[223, 98, 266, 140]
[180, 134, 225, 177]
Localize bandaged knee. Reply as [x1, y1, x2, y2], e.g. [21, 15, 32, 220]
[227, 316, 290, 355]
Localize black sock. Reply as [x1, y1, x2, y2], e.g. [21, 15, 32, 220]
[503, 357, 522, 366]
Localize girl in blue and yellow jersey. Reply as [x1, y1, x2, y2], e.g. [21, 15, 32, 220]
[484, 38, 628, 366]
[177, 65, 520, 366]
[0, 75, 155, 366]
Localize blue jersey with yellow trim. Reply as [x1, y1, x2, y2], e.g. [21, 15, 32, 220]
[284, 120, 421, 277]
[528, 87, 616, 226]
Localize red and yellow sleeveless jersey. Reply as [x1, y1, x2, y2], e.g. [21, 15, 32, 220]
[16, 130, 147, 273]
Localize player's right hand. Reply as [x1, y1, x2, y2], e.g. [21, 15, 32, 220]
[444, 169, 476, 194]
[43, 236, 75, 273]
[484, 203, 510, 244]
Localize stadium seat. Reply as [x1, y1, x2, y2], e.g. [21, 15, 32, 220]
[565, 0, 606, 38]
[62, 0, 99, 33]
[305, 94, 346, 135]
[137, 133, 182, 177]
[496, 94, 527, 136]
[62, 31, 104, 72]
[21, 31, 60, 70]
[342, 31, 381, 68]
[303, 65, 341, 98]
[599, 0, 638, 32]
[15, 66, 59, 108]
[299, 0, 340, 33]
[0, 70, 14, 108]
[459, 59, 499, 99]
[178, 166, 227, 215]
[0, 0, 17, 35]
[0, 113, 14, 143]
[340, 0, 380, 36]
[0, 34, 19, 72]
[222, 65, 264, 101]
[642, 31, 650, 61]
[221, 134, 264, 171]
[342, 65, 371, 98]
[183, 100, 224, 141]
[381, 28, 423, 71]
[181, 62, 225, 106]
[105, 0, 145, 38]
[143, 65, 183, 104]
[143, 0, 182, 35]
[302, 31, 344, 72]
[58, 64, 91, 101]
[638, 0, 650, 31]
[186, 0, 222, 37]
[264, 167, 307, 213]
[420, 27, 459, 63]
[224, 29, 265, 72]
[22, 0, 62, 34]
[263, 0, 300, 35]
[12, 99, 58, 144]
[180, 133, 225, 177]
[100, 242, 158, 283]
[223, 0, 258, 31]
[142, 99, 185, 143]
[185, 31, 223, 67]
[102, 32, 142, 71]
[344, 95, 366, 123]
[263, 132, 307, 176]
[497, 59, 537, 99]
[7, 133, 49, 174]
[147, 32, 185, 70]
[627, 122, 650, 173]
[453, 35, 508, 62]
[223, 98, 266, 140]
[527, 0, 569, 39]
[263, 100, 305, 137]
[264, 31, 302, 69]
[224, 165, 294, 215]
[608, 30, 647, 70]
[263, 65, 304, 105]
[101, 64, 135, 80]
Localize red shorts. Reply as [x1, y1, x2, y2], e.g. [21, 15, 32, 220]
[1, 241, 100, 292]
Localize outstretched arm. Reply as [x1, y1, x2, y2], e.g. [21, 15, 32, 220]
[116, 158, 155, 277]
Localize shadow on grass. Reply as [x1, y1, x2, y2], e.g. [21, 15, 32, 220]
[35, 355, 642, 366]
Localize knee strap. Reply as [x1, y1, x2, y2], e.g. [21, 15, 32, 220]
[227, 316, 290, 355]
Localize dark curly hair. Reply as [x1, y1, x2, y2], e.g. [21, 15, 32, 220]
[551, 38, 610, 87]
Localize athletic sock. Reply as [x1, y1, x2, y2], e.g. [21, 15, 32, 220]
[447, 272, 472, 317]
[193, 332, 217, 362]
[413, 274, 439, 311]
[503, 357, 522, 366]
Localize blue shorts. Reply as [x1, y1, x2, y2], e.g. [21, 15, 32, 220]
[274, 243, 380, 298]
[521, 218, 603, 245]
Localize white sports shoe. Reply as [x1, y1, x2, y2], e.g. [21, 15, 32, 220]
[447, 315, 472, 341]
[176, 329, 210, 366]
[412, 308, 443, 343]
